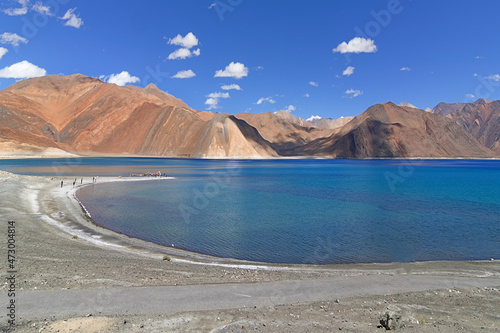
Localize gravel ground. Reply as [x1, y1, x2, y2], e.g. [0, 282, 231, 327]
[0, 170, 499, 332]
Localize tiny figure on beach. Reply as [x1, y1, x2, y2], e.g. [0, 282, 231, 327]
[72, 180, 76, 188]
[60, 181, 63, 188]
[81, 178, 83, 184]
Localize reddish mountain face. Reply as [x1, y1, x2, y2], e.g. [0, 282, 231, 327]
[234, 112, 334, 153]
[293, 103, 494, 158]
[0, 74, 277, 158]
[0, 75, 497, 158]
[433, 99, 500, 152]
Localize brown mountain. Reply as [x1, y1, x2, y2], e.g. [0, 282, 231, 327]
[433, 99, 500, 152]
[0, 74, 277, 158]
[292, 102, 494, 158]
[273, 110, 314, 128]
[307, 116, 354, 130]
[0, 75, 497, 159]
[234, 112, 334, 153]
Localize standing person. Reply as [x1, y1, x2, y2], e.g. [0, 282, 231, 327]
[81, 178, 83, 184]
[61, 181, 63, 188]
[73, 180, 76, 188]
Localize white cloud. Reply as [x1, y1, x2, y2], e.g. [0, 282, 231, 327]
[221, 84, 242, 91]
[256, 97, 276, 105]
[343, 66, 355, 77]
[3, 6, 28, 15]
[465, 94, 475, 99]
[400, 66, 411, 71]
[32, 2, 51, 15]
[306, 115, 321, 122]
[0, 33, 28, 47]
[168, 48, 192, 60]
[255, 65, 264, 70]
[61, 8, 83, 28]
[473, 73, 478, 77]
[333, 37, 377, 54]
[168, 32, 198, 49]
[103, 71, 140, 86]
[284, 105, 296, 113]
[204, 91, 230, 110]
[204, 98, 219, 110]
[208, 3, 216, 9]
[345, 89, 363, 98]
[0, 47, 7, 60]
[309, 81, 318, 87]
[214, 62, 248, 79]
[167, 48, 199, 60]
[207, 92, 229, 99]
[485, 74, 500, 82]
[304, 93, 310, 98]
[172, 69, 196, 79]
[0, 60, 46, 79]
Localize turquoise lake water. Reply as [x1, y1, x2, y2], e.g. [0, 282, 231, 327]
[1, 158, 499, 264]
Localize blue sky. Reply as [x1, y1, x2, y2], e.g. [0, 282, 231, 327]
[1, 0, 500, 120]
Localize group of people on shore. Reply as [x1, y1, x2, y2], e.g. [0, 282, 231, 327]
[60, 176, 98, 188]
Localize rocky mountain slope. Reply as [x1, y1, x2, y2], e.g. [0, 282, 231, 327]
[292, 103, 493, 158]
[0, 75, 278, 158]
[0, 75, 497, 158]
[235, 112, 334, 154]
[432, 99, 500, 152]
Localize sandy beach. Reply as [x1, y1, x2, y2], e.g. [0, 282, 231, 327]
[0, 169, 499, 332]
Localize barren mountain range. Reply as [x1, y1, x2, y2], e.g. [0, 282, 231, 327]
[432, 99, 500, 153]
[0, 74, 497, 158]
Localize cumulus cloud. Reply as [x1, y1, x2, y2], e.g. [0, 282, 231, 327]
[32, 2, 51, 15]
[168, 32, 199, 49]
[465, 94, 475, 99]
[207, 92, 229, 99]
[172, 69, 196, 79]
[204, 91, 230, 110]
[400, 66, 411, 71]
[306, 115, 321, 122]
[333, 37, 377, 54]
[256, 97, 276, 105]
[309, 81, 318, 87]
[0, 47, 7, 60]
[343, 66, 355, 77]
[168, 48, 191, 60]
[485, 74, 500, 82]
[3, 6, 27, 15]
[0, 60, 46, 79]
[304, 93, 310, 98]
[284, 105, 296, 113]
[0, 33, 28, 47]
[102, 71, 140, 86]
[345, 89, 363, 98]
[168, 47, 200, 60]
[221, 84, 242, 91]
[214, 62, 248, 79]
[61, 8, 83, 28]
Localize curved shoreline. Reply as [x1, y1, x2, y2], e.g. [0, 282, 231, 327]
[49, 172, 500, 270]
[2, 169, 500, 331]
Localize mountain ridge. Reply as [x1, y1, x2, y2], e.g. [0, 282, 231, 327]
[0, 75, 497, 159]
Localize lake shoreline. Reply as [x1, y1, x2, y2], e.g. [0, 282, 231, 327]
[1, 169, 499, 332]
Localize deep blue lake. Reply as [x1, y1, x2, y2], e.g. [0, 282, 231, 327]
[1, 158, 499, 264]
